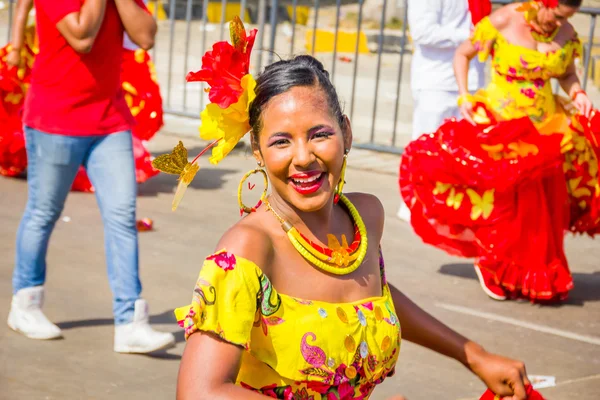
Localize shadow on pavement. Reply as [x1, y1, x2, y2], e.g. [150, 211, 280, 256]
[438, 263, 600, 306]
[138, 166, 238, 197]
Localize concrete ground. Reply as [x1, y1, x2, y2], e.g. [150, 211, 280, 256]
[1, 133, 599, 400]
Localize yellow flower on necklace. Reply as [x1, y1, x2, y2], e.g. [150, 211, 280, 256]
[200, 74, 256, 164]
[327, 234, 351, 267]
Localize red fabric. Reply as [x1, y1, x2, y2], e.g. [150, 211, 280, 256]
[398, 103, 595, 302]
[121, 49, 164, 141]
[565, 113, 600, 236]
[480, 384, 545, 400]
[468, 0, 492, 25]
[24, 0, 137, 135]
[0, 28, 35, 177]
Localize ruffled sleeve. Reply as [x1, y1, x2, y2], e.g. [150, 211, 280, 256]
[174, 250, 260, 348]
[470, 16, 499, 62]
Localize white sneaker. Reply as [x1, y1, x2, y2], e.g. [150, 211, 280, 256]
[114, 299, 175, 354]
[7, 286, 62, 340]
[397, 203, 411, 222]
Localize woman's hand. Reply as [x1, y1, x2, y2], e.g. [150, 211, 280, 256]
[459, 100, 476, 125]
[572, 91, 593, 118]
[6, 49, 21, 67]
[467, 343, 531, 400]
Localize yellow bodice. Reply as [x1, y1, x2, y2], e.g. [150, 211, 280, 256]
[175, 249, 401, 399]
[471, 17, 583, 123]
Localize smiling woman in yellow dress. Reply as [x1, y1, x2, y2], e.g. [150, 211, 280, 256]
[152, 18, 535, 400]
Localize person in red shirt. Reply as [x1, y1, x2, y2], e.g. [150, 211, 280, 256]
[7, 0, 175, 354]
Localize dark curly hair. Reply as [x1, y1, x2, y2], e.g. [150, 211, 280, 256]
[559, 0, 582, 7]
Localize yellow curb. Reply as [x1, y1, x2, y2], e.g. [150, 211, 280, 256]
[305, 29, 370, 54]
[147, 0, 167, 21]
[207, 3, 251, 23]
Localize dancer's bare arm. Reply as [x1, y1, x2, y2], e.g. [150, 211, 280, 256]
[389, 285, 530, 400]
[178, 333, 273, 400]
[453, 8, 509, 124]
[558, 25, 592, 117]
[177, 225, 274, 399]
[114, 0, 157, 50]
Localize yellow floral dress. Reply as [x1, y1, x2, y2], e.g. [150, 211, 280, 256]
[175, 249, 401, 399]
[400, 17, 600, 302]
[471, 17, 582, 122]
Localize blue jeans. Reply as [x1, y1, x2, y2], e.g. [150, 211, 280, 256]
[13, 127, 141, 325]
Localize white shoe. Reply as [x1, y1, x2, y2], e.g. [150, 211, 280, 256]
[7, 286, 62, 340]
[397, 203, 411, 222]
[114, 299, 176, 354]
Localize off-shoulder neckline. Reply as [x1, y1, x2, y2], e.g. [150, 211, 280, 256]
[213, 249, 391, 307]
[479, 16, 579, 56]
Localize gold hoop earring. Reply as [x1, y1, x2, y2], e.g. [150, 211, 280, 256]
[334, 151, 348, 204]
[238, 168, 268, 215]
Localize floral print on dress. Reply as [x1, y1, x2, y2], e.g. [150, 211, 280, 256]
[175, 252, 401, 399]
[207, 251, 237, 271]
[470, 17, 582, 122]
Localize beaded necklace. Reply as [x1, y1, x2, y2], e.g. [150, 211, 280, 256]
[264, 194, 368, 275]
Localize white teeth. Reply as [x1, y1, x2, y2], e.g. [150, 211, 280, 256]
[292, 174, 321, 184]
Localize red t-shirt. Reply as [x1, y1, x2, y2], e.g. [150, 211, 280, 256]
[24, 0, 148, 135]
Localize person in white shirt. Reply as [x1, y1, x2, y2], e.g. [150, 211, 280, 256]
[398, 0, 489, 221]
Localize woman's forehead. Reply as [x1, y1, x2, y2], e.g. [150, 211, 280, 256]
[263, 86, 328, 115]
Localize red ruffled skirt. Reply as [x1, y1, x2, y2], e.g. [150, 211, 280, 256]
[400, 101, 600, 302]
[0, 40, 162, 191]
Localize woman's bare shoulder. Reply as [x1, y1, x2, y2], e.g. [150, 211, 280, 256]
[344, 192, 385, 239]
[214, 214, 275, 273]
[488, 4, 516, 30]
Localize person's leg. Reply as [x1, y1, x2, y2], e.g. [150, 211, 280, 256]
[410, 90, 458, 140]
[10, 127, 89, 339]
[85, 130, 174, 353]
[84, 131, 141, 325]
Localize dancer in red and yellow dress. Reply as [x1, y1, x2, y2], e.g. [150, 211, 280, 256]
[0, 0, 162, 190]
[400, 0, 599, 302]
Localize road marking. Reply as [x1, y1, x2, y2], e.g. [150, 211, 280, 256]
[554, 373, 600, 387]
[455, 374, 600, 400]
[435, 303, 600, 346]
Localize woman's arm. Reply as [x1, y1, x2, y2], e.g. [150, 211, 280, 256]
[6, 0, 33, 67]
[559, 61, 592, 118]
[453, 39, 478, 99]
[389, 285, 531, 400]
[177, 333, 273, 400]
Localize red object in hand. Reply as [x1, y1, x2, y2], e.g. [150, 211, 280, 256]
[480, 384, 545, 400]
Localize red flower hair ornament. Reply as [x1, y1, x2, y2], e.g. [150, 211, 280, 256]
[152, 16, 258, 211]
[186, 16, 257, 109]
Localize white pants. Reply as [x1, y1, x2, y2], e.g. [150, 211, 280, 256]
[411, 89, 461, 140]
